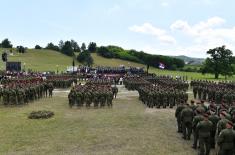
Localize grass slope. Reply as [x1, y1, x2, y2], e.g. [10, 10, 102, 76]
[6, 49, 75, 72]
[0, 48, 234, 80]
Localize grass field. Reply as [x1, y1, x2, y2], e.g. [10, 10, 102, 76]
[1, 48, 234, 80]
[3, 49, 76, 72]
[0, 86, 205, 155]
[0, 49, 228, 155]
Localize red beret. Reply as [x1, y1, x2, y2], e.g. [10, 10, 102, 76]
[209, 104, 216, 109]
[220, 108, 227, 113]
[211, 108, 216, 112]
[227, 121, 234, 127]
[203, 113, 209, 118]
[220, 112, 226, 117]
[196, 109, 201, 114]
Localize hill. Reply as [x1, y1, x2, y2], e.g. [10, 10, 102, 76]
[0, 48, 233, 80]
[1, 49, 75, 72]
[173, 55, 204, 65]
[0, 48, 146, 72]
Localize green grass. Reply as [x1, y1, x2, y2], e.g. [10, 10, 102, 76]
[183, 64, 201, 70]
[1, 48, 234, 80]
[149, 67, 235, 81]
[5, 49, 76, 72]
[0, 86, 202, 155]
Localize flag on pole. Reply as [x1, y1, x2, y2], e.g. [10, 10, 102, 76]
[159, 62, 165, 69]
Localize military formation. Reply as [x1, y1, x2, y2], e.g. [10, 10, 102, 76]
[124, 76, 151, 91]
[176, 99, 235, 155]
[191, 80, 235, 105]
[77, 65, 144, 74]
[124, 75, 188, 108]
[68, 79, 118, 108]
[2, 69, 235, 155]
[138, 85, 188, 108]
[0, 78, 54, 105]
[144, 74, 189, 91]
[46, 75, 77, 88]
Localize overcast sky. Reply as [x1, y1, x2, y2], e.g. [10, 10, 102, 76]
[0, 0, 234, 58]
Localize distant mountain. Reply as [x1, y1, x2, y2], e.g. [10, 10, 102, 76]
[173, 55, 205, 65]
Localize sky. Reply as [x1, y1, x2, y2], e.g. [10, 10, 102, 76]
[0, 0, 235, 58]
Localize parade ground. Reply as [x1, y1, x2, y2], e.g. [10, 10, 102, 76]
[1, 1, 235, 154]
[0, 85, 197, 155]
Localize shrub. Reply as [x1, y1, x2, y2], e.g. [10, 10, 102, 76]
[28, 110, 54, 119]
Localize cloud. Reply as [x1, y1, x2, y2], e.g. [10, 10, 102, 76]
[129, 17, 235, 57]
[129, 23, 176, 44]
[170, 16, 226, 36]
[170, 16, 235, 54]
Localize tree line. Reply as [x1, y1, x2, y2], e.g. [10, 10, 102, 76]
[1, 38, 235, 79]
[44, 40, 96, 67]
[0, 38, 185, 69]
[0, 39, 27, 53]
[97, 46, 185, 70]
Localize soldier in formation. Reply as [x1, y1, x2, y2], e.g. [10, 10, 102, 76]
[112, 86, 118, 99]
[217, 121, 235, 155]
[123, 76, 151, 91]
[138, 85, 188, 108]
[143, 74, 189, 91]
[181, 103, 194, 140]
[175, 99, 235, 155]
[0, 78, 51, 105]
[124, 75, 188, 109]
[191, 80, 235, 106]
[68, 79, 116, 108]
[48, 82, 54, 97]
[94, 66, 144, 74]
[46, 75, 77, 88]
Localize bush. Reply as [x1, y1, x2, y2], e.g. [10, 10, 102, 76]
[35, 45, 42, 49]
[77, 51, 93, 67]
[45, 43, 60, 51]
[28, 110, 54, 119]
